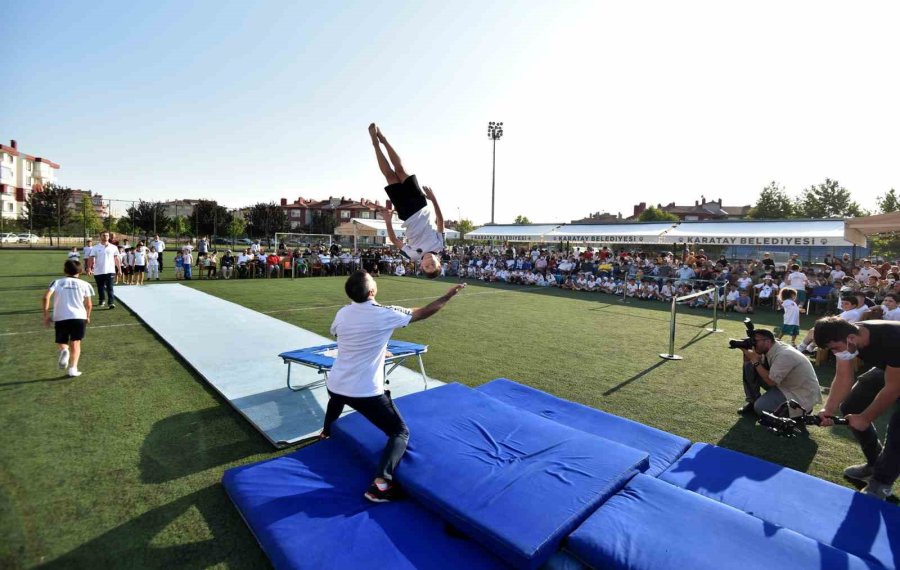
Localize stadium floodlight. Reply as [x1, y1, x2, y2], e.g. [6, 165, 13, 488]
[487, 121, 504, 224]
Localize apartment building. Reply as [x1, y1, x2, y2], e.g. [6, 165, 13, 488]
[0, 139, 60, 220]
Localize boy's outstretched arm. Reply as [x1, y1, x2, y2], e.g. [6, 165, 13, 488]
[423, 186, 444, 234]
[380, 207, 404, 249]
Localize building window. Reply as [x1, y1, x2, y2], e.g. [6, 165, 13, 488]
[359, 211, 372, 219]
[27, 176, 33, 186]
[26, 162, 32, 171]
[340, 210, 351, 219]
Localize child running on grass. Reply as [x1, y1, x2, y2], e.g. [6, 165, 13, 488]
[43, 260, 93, 377]
[368, 124, 445, 279]
[777, 287, 803, 347]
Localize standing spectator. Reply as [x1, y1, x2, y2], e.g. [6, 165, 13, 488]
[132, 241, 148, 285]
[197, 236, 209, 266]
[150, 234, 166, 272]
[786, 264, 809, 305]
[182, 248, 194, 280]
[777, 288, 802, 346]
[43, 260, 94, 377]
[85, 232, 121, 309]
[82, 239, 94, 261]
[174, 251, 185, 280]
[147, 246, 160, 281]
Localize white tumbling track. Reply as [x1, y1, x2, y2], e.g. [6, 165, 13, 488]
[115, 284, 442, 446]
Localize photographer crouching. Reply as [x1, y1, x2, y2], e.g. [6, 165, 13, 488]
[814, 317, 900, 500]
[732, 320, 822, 418]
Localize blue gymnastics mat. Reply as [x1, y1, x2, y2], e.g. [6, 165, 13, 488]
[222, 438, 506, 570]
[567, 474, 876, 570]
[659, 443, 900, 570]
[330, 383, 649, 570]
[115, 284, 443, 446]
[476, 378, 690, 477]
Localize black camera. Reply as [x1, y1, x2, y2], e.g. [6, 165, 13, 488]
[728, 318, 756, 350]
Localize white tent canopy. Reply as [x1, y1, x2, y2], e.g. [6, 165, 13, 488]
[546, 223, 676, 244]
[660, 219, 864, 247]
[843, 212, 900, 241]
[464, 224, 561, 242]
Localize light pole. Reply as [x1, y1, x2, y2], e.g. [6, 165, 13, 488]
[487, 121, 503, 224]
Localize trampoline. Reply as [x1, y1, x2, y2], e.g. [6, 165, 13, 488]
[278, 340, 429, 392]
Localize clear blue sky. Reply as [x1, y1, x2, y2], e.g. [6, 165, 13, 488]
[5, 0, 899, 224]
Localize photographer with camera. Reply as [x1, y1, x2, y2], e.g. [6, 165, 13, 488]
[814, 317, 900, 500]
[734, 320, 822, 418]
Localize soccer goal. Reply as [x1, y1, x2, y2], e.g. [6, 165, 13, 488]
[274, 233, 332, 251]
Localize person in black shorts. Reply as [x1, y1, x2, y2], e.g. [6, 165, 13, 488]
[815, 318, 900, 500]
[369, 123, 445, 279]
[43, 260, 94, 377]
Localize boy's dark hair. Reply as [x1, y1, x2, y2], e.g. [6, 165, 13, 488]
[345, 270, 373, 303]
[424, 267, 441, 279]
[813, 316, 860, 347]
[64, 260, 82, 276]
[779, 287, 796, 301]
[840, 294, 859, 307]
[885, 292, 898, 302]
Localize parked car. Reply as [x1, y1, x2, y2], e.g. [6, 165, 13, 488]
[212, 237, 232, 245]
[235, 238, 253, 246]
[0, 232, 17, 243]
[17, 233, 39, 244]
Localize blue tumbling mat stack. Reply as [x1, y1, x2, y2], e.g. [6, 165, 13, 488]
[223, 379, 898, 569]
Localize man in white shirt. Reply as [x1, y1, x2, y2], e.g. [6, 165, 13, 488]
[320, 270, 465, 503]
[370, 124, 445, 279]
[43, 260, 94, 377]
[85, 231, 122, 309]
[786, 264, 809, 305]
[150, 234, 166, 271]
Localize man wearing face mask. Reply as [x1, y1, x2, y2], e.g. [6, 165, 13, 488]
[814, 317, 900, 500]
[738, 328, 822, 418]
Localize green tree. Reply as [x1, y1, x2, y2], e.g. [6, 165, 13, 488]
[309, 212, 336, 235]
[456, 218, 475, 237]
[227, 214, 246, 241]
[869, 188, 900, 260]
[514, 215, 531, 224]
[187, 200, 231, 237]
[170, 215, 189, 237]
[795, 178, 865, 218]
[749, 181, 794, 219]
[126, 200, 171, 235]
[82, 195, 104, 237]
[115, 217, 133, 235]
[24, 183, 73, 245]
[638, 206, 679, 222]
[246, 202, 288, 238]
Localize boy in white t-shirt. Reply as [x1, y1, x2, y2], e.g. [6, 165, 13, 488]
[42, 260, 94, 377]
[369, 124, 445, 279]
[777, 288, 803, 346]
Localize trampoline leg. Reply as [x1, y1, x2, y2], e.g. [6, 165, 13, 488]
[417, 355, 428, 391]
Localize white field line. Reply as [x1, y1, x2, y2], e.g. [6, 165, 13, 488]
[261, 289, 508, 314]
[0, 322, 142, 337]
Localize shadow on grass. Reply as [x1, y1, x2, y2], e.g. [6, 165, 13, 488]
[0, 375, 72, 389]
[602, 361, 669, 396]
[38, 484, 266, 569]
[139, 406, 271, 484]
[717, 416, 818, 474]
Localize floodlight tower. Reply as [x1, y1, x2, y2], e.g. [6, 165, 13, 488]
[487, 121, 504, 224]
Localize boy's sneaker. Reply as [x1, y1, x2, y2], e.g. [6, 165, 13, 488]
[67, 368, 82, 378]
[108, 304, 116, 309]
[862, 480, 893, 501]
[364, 482, 402, 503]
[843, 463, 874, 482]
[58, 348, 70, 369]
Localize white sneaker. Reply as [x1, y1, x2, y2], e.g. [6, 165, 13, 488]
[67, 368, 82, 377]
[58, 348, 70, 369]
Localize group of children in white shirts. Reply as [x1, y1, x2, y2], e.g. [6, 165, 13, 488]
[69, 241, 160, 284]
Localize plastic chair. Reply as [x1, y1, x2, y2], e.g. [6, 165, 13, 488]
[806, 284, 835, 315]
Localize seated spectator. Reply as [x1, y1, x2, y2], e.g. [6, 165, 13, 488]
[660, 280, 674, 301]
[625, 278, 639, 298]
[220, 250, 235, 279]
[736, 271, 753, 291]
[798, 294, 866, 353]
[394, 263, 406, 276]
[733, 289, 754, 314]
[724, 285, 740, 311]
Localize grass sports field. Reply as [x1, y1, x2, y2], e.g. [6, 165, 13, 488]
[0, 249, 887, 568]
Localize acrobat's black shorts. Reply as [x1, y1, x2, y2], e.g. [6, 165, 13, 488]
[384, 174, 427, 221]
[55, 319, 86, 344]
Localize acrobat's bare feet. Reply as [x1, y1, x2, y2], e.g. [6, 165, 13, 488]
[368, 123, 380, 145]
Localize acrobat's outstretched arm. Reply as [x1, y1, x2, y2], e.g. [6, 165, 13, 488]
[423, 186, 444, 234]
[381, 207, 404, 249]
